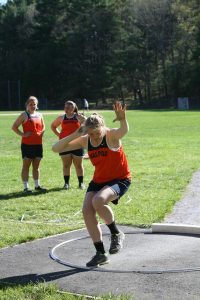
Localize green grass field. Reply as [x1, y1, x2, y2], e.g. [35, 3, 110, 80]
[0, 109, 200, 299]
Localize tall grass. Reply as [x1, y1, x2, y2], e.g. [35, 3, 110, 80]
[0, 110, 200, 248]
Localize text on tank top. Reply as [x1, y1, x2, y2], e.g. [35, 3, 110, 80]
[88, 135, 131, 183]
[59, 114, 81, 139]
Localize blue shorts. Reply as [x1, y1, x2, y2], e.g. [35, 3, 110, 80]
[87, 178, 131, 205]
[21, 144, 43, 159]
[59, 148, 84, 157]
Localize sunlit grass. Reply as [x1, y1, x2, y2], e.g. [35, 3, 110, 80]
[0, 110, 200, 248]
[1, 109, 200, 299]
[0, 283, 133, 300]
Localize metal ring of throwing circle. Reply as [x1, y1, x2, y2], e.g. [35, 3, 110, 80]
[49, 230, 200, 274]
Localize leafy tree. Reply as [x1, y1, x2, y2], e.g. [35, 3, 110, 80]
[0, 0, 200, 109]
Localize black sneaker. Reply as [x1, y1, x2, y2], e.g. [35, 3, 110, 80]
[86, 252, 109, 267]
[109, 231, 125, 254]
[35, 186, 47, 192]
[23, 188, 33, 193]
[63, 183, 70, 190]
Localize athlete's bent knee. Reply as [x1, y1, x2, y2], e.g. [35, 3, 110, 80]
[92, 196, 105, 210]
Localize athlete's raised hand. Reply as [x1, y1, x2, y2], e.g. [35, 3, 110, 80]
[113, 101, 127, 122]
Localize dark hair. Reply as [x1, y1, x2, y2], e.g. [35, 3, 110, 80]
[64, 100, 78, 113]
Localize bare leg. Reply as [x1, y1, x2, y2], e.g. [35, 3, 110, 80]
[72, 155, 84, 177]
[61, 155, 72, 176]
[32, 158, 41, 180]
[21, 158, 32, 182]
[82, 192, 103, 243]
[92, 186, 117, 225]
[82, 187, 117, 243]
[93, 186, 125, 255]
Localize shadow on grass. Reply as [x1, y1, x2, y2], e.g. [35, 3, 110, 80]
[0, 187, 64, 201]
[0, 269, 89, 288]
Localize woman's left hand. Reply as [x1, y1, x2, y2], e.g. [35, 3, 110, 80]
[77, 113, 87, 124]
[77, 124, 88, 135]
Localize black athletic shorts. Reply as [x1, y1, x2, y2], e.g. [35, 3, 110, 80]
[59, 148, 84, 157]
[21, 143, 43, 159]
[87, 178, 131, 205]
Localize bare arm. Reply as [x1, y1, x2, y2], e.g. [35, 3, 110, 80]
[11, 113, 27, 137]
[51, 116, 62, 137]
[40, 115, 45, 136]
[52, 127, 87, 153]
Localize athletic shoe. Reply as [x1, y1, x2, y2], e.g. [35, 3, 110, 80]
[63, 183, 70, 190]
[35, 186, 47, 192]
[109, 231, 125, 254]
[86, 252, 109, 267]
[23, 188, 33, 193]
[79, 183, 85, 190]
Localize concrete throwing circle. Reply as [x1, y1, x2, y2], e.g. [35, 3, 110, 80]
[49, 228, 200, 274]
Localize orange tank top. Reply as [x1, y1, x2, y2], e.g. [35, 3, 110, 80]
[22, 111, 43, 145]
[88, 135, 131, 183]
[59, 114, 81, 139]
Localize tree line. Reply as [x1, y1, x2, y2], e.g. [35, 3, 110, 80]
[0, 0, 200, 110]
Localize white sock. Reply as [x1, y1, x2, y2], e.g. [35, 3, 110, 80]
[34, 179, 40, 188]
[23, 181, 29, 189]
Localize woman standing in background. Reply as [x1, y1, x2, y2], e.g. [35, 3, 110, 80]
[12, 96, 46, 193]
[51, 100, 86, 189]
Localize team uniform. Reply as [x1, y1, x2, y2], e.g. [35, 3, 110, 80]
[87, 135, 131, 204]
[59, 114, 84, 157]
[21, 111, 43, 159]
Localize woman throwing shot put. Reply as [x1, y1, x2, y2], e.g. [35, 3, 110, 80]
[52, 101, 131, 267]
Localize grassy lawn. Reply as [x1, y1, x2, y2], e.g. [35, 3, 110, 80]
[0, 283, 132, 299]
[0, 109, 200, 299]
[0, 283, 88, 300]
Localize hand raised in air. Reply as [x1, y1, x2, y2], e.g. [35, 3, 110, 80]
[113, 101, 127, 122]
